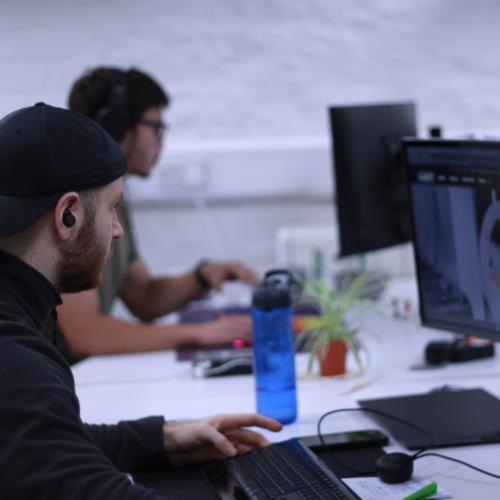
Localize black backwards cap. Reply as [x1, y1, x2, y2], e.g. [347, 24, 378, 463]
[0, 102, 127, 236]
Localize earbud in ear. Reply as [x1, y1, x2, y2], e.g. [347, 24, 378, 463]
[62, 209, 76, 228]
[375, 452, 414, 484]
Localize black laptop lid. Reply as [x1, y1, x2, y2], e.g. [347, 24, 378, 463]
[359, 388, 500, 449]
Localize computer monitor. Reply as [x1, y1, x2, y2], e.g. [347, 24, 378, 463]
[403, 139, 500, 342]
[329, 102, 417, 257]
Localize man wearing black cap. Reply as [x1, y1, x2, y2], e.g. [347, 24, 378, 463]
[43, 67, 255, 365]
[0, 103, 281, 498]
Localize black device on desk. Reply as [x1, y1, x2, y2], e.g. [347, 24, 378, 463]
[359, 388, 500, 449]
[192, 348, 253, 377]
[299, 429, 388, 452]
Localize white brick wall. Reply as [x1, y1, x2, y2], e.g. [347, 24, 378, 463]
[2, 0, 500, 140]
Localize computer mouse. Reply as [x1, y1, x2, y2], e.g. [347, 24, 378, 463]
[375, 452, 414, 484]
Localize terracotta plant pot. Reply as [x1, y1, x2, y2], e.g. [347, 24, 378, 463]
[317, 340, 347, 376]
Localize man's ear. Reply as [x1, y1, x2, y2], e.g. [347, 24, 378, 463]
[53, 192, 83, 241]
[119, 129, 134, 156]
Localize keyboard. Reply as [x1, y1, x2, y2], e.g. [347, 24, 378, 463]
[224, 439, 357, 500]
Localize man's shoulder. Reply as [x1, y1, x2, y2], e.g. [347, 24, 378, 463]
[0, 319, 74, 388]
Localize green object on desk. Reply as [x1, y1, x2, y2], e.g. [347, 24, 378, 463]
[401, 482, 438, 500]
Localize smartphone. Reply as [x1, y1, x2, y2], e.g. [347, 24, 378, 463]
[299, 430, 388, 452]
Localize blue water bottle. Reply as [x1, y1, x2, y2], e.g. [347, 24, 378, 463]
[252, 269, 297, 424]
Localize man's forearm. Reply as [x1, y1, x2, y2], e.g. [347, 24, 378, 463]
[121, 259, 257, 323]
[85, 417, 169, 472]
[122, 269, 205, 322]
[61, 314, 210, 356]
[141, 272, 205, 319]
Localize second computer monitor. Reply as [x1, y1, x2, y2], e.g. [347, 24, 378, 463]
[404, 139, 500, 342]
[330, 102, 417, 257]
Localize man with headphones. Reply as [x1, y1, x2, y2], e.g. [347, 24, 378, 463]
[43, 67, 256, 365]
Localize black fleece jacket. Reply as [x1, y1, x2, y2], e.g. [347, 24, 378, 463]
[0, 250, 171, 499]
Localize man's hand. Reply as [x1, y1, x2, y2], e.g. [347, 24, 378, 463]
[199, 261, 258, 291]
[162, 414, 282, 463]
[198, 315, 253, 344]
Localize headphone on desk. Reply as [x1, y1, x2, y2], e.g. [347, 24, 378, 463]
[94, 69, 132, 143]
[318, 408, 500, 484]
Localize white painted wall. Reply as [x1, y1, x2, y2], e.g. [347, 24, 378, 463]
[127, 139, 332, 205]
[1, 0, 499, 276]
[2, 0, 500, 139]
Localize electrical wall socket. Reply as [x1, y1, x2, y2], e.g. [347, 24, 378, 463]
[157, 162, 209, 192]
[182, 162, 208, 189]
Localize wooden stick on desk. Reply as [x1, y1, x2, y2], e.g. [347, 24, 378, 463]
[340, 376, 380, 396]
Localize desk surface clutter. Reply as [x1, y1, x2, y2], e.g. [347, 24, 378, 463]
[72, 277, 500, 500]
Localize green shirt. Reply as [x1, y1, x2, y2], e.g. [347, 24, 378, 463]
[43, 202, 138, 365]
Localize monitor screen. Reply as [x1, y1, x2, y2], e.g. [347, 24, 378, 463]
[330, 102, 417, 257]
[403, 139, 500, 342]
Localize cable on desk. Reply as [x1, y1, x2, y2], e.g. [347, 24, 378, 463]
[316, 407, 500, 481]
[417, 453, 500, 479]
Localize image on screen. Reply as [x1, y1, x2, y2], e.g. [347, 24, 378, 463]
[405, 141, 500, 340]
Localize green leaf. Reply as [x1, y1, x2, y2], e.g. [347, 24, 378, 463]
[295, 271, 387, 375]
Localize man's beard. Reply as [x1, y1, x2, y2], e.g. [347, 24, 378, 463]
[55, 216, 114, 294]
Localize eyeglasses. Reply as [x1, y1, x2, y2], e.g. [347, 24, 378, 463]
[137, 119, 169, 140]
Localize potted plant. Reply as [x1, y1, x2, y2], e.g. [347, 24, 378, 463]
[295, 272, 385, 376]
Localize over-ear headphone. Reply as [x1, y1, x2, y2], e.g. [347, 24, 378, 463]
[62, 209, 76, 228]
[94, 69, 132, 143]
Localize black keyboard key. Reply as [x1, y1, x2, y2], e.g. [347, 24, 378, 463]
[249, 451, 306, 492]
[297, 490, 320, 499]
[260, 447, 306, 489]
[226, 462, 269, 500]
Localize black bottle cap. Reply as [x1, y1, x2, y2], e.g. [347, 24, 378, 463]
[252, 270, 292, 309]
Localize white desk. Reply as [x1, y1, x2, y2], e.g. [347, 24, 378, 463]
[72, 278, 500, 499]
